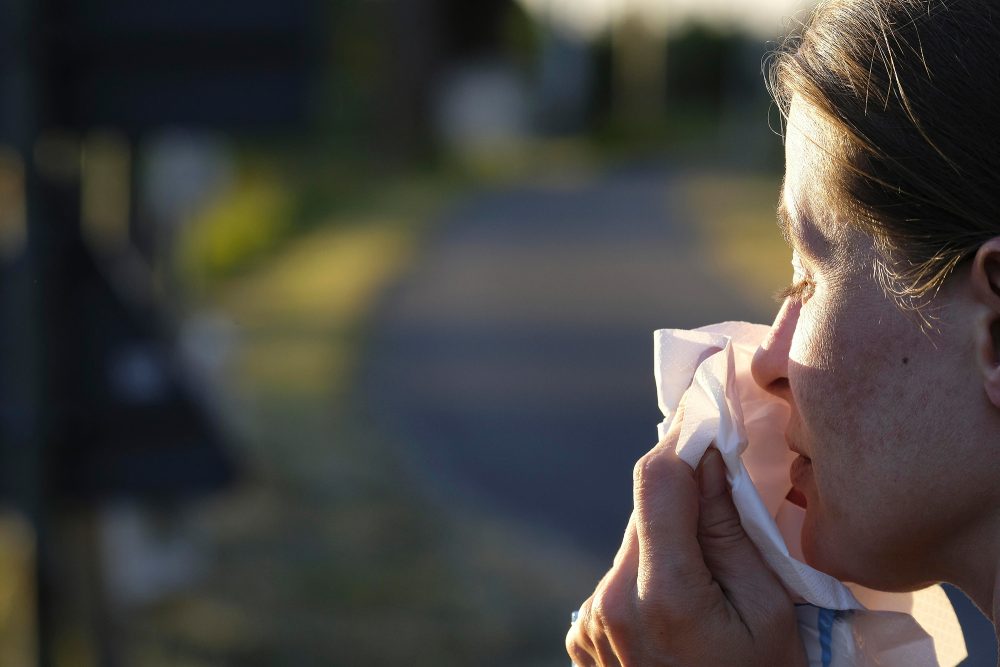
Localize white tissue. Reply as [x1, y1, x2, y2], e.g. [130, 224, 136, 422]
[655, 322, 967, 667]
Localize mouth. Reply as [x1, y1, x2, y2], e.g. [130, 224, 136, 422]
[786, 486, 808, 509]
[787, 454, 811, 509]
[785, 437, 809, 459]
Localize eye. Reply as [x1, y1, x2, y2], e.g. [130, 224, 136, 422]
[774, 252, 816, 304]
[774, 277, 815, 303]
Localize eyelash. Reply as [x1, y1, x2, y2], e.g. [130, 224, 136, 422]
[774, 277, 815, 303]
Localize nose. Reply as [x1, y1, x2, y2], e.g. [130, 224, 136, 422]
[751, 297, 799, 399]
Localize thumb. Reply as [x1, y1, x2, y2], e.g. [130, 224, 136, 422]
[696, 448, 784, 604]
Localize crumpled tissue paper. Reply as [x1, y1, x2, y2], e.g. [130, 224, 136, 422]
[656, 322, 966, 667]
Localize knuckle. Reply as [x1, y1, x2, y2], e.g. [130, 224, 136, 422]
[566, 643, 592, 667]
[632, 453, 652, 485]
[564, 627, 587, 663]
[590, 586, 630, 636]
[632, 450, 675, 488]
[566, 600, 597, 664]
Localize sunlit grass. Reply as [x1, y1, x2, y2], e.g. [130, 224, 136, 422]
[178, 175, 294, 288]
[676, 170, 789, 314]
[218, 218, 418, 402]
[221, 220, 412, 328]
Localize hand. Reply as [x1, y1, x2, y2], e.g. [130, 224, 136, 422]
[565, 418, 807, 666]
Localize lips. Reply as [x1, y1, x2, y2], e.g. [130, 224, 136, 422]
[787, 455, 811, 508]
[785, 436, 809, 459]
[787, 485, 808, 509]
[786, 432, 811, 508]
[789, 454, 811, 483]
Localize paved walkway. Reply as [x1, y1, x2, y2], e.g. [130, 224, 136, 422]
[362, 161, 769, 554]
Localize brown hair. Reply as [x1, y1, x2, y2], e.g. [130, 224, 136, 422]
[770, 0, 1000, 310]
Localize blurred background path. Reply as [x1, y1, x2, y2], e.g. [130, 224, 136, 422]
[364, 160, 774, 557]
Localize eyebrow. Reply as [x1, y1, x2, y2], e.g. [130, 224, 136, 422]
[776, 198, 796, 248]
[777, 196, 834, 263]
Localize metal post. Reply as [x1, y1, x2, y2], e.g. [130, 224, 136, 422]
[0, 0, 50, 663]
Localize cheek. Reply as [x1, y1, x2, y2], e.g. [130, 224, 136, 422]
[789, 300, 960, 582]
[784, 272, 986, 586]
[790, 293, 891, 443]
[787, 301, 889, 512]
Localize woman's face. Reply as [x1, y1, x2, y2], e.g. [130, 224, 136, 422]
[750, 98, 987, 590]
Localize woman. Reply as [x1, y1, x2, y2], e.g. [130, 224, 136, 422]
[566, 0, 1000, 664]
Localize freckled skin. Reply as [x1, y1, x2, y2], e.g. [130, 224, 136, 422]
[793, 286, 966, 588]
[752, 98, 998, 593]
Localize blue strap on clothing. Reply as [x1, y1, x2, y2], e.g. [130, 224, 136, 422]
[818, 607, 836, 667]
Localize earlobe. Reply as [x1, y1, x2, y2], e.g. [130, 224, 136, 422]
[969, 239, 1000, 408]
[984, 334, 1000, 407]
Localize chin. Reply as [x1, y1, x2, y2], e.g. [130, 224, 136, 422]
[801, 525, 837, 576]
[801, 519, 928, 592]
[800, 515, 857, 582]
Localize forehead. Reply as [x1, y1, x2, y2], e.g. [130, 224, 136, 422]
[780, 98, 850, 251]
[776, 197, 802, 249]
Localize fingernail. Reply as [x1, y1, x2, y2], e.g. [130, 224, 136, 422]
[699, 449, 726, 499]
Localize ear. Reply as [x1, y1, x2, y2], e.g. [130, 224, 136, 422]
[970, 238, 1000, 408]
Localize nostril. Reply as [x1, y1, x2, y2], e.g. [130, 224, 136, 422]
[750, 345, 773, 388]
[751, 342, 790, 396]
[752, 302, 796, 391]
[768, 377, 791, 395]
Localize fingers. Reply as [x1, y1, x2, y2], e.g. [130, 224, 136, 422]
[568, 589, 627, 667]
[566, 510, 640, 666]
[633, 395, 716, 607]
[569, 412, 805, 667]
[632, 440, 713, 605]
[696, 448, 791, 620]
[566, 617, 596, 667]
